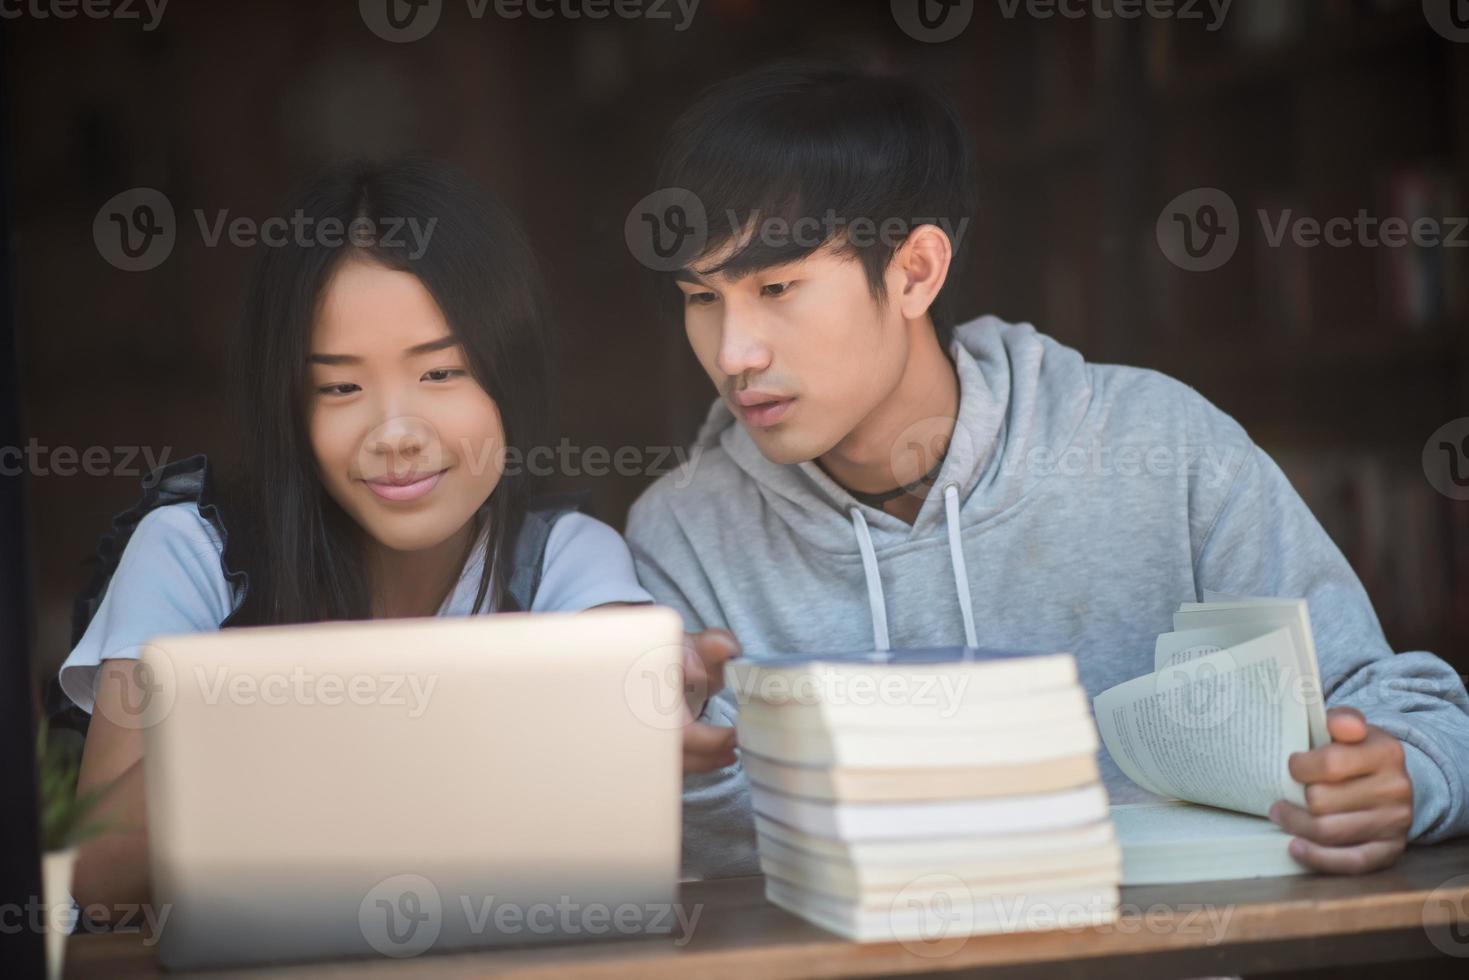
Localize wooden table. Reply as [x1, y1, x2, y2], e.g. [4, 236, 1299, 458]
[65, 842, 1469, 978]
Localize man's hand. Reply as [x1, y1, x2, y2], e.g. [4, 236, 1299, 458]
[681, 628, 741, 775]
[1269, 706, 1414, 874]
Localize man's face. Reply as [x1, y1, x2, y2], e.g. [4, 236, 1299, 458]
[677, 243, 910, 465]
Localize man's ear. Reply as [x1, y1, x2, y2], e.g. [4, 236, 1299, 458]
[891, 223, 953, 321]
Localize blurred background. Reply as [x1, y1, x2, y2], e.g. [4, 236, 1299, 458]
[6, 0, 1467, 685]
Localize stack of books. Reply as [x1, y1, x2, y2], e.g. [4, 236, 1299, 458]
[727, 647, 1120, 944]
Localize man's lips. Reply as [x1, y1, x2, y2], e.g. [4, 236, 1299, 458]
[362, 469, 446, 502]
[735, 395, 796, 428]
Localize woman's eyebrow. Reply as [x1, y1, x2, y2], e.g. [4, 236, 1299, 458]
[308, 335, 459, 365]
[403, 335, 460, 357]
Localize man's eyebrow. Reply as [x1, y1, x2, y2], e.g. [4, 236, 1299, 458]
[308, 335, 459, 365]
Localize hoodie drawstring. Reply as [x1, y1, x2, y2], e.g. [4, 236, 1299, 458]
[848, 507, 890, 651]
[944, 483, 980, 648]
[847, 481, 978, 652]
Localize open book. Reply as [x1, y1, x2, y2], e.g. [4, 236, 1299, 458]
[1092, 596, 1327, 882]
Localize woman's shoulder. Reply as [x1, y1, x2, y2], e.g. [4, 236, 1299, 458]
[87, 498, 234, 629]
[93, 500, 230, 601]
[58, 499, 236, 714]
[544, 510, 631, 557]
[531, 511, 654, 612]
[130, 499, 225, 552]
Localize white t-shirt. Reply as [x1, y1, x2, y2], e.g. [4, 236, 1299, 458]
[58, 501, 654, 714]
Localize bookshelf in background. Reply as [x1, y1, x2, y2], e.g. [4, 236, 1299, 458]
[972, 0, 1469, 665]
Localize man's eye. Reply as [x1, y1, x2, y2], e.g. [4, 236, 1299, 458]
[423, 368, 466, 383]
[685, 291, 718, 306]
[760, 281, 793, 297]
[317, 383, 359, 396]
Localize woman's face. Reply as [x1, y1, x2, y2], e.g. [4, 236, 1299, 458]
[306, 256, 506, 553]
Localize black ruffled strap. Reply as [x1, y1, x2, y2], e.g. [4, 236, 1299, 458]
[68, 453, 248, 648]
[504, 489, 592, 612]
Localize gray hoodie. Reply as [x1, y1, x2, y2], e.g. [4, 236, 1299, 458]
[625, 314, 1469, 879]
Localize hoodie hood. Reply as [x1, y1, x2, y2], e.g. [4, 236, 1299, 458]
[685, 315, 1094, 650]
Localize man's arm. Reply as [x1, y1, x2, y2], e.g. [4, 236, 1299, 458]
[625, 491, 740, 773]
[1193, 439, 1469, 868]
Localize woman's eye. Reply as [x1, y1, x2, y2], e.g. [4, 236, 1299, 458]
[760, 281, 793, 298]
[683, 291, 718, 307]
[423, 368, 466, 383]
[317, 383, 359, 396]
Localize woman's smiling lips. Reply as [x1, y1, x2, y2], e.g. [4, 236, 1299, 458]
[362, 468, 446, 502]
[733, 390, 796, 428]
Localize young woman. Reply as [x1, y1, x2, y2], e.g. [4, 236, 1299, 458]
[55, 159, 664, 909]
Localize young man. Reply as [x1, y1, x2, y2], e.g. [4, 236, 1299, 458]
[626, 62, 1469, 880]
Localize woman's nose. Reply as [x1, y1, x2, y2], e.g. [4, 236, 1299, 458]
[358, 414, 442, 472]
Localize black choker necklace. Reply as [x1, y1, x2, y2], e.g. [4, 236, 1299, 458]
[845, 452, 948, 509]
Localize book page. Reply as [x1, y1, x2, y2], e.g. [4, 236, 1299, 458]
[1094, 631, 1308, 816]
[1154, 623, 1269, 671]
[1109, 801, 1287, 844]
[1172, 600, 1328, 747]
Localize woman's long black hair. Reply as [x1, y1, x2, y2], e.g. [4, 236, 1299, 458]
[218, 158, 555, 626]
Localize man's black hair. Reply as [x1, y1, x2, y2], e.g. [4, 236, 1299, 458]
[656, 60, 975, 349]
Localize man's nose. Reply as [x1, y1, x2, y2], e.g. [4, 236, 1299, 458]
[715, 307, 773, 378]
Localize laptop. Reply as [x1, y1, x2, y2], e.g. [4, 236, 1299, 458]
[138, 606, 687, 969]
